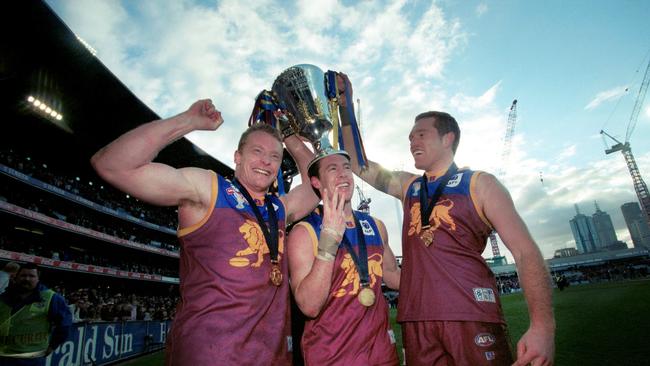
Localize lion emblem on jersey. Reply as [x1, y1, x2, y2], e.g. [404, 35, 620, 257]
[229, 219, 284, 268]
[408, 199, 456, 236]
[333, 253, 383, 298]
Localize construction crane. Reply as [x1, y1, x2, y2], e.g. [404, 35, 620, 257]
[600, 57, 650, 226]
[356, 185, 371, 212]
[488, 99, 518, 264]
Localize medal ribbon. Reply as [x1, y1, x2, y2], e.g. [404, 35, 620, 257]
[419, 163, 458, 231]
[340, 213, 370, 287]
[325, 70, 368, 168]
[233, 179, 279, 263]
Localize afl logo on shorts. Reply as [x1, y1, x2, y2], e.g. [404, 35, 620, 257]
[474, 333, 496, 347]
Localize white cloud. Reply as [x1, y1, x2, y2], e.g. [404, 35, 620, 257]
[557, 144, 577, 160]
[584, 85, 629, 110]
[449, 81, 501, 114]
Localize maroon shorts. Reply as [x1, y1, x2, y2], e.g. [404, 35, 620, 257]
[401, 320, 513, 366]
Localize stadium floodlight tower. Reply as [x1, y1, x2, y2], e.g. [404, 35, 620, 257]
[600, 57, 650, 227]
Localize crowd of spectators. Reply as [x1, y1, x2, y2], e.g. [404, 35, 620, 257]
[0, 235, 178, 277]
[0, 147, 178, 230]
[552, 261, 650, 284]
[0, 148, 183, 324]
[53, 284, 178, 323]
[494, 259, 650, 295]
[495, 274, 521, 294]
[1, 183, 180, 252]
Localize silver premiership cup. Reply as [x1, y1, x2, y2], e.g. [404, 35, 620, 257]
[272, 64, 338, 155]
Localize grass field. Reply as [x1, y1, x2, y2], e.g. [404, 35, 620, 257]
[118, 280, 650, 365]
[503, 279, 650, 365]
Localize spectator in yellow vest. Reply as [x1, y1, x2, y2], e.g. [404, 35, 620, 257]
[0, 264, 72, 366]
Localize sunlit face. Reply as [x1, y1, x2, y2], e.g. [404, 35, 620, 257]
[408, 118, 452, 170]
[234, 131, 283, 195]
[16, 268, 39, 292]
[311, 154, 354, 203]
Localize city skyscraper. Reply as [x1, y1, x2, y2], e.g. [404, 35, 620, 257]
[592, 201, 618, 249]
[621, 202, 650, 249]
[569, 204, 599, 253]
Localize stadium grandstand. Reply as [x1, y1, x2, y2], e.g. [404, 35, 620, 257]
[1, 2, 233, 364]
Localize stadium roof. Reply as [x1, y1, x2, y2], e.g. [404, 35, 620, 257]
[489, 247, 650, 275]
[546, 247, 649, 270]
[0, 1, 233, 176]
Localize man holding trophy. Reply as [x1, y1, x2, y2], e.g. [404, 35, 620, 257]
[91, 96, 317, 365]
[338, 76, 555, 365]
[268, 65, 401, 365]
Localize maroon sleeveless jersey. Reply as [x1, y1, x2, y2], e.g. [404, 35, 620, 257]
[296, 209, 399, 366]
[166, 173, 292, 365]
[397, 168, 505, 325]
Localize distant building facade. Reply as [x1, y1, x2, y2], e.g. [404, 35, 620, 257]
[570, 204, 599, 253]
[621, 202, 650, 249]
[554, 248, 579, 258]
[592, 202, 618, 249]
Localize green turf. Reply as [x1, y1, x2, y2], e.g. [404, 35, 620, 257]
[503, 279, 650, 365]
[120, 280, 650, 365]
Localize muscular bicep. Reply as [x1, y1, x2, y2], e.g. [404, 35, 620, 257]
[94, 161, 206, 207]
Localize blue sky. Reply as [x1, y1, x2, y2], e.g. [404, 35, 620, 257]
[46, 0, 650, 260]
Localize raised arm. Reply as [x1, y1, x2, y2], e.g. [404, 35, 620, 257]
[283, 133, 313, 180]
[288, 189, 346, 317]
[281, 134, 319, 224]
[337, 74, 415, 201]
[90, 99, 223, 207]
[476, 173, 555, 366]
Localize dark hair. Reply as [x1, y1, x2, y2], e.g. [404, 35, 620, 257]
[18, 262, 40, 276]
[237, 123, 282, 151]
[307, 159, 323, 199]
[414, 111, 461, 153]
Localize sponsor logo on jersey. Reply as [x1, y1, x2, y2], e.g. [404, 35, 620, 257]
[273, 203, 279, 211]
[485, 351, 496, 361]
[411, 182, 421, 197]
[226, 186, 247, 209]
[475, 333, 496, 347]
[447, 172, 463, 187]
[473, 287, 496, 303]
[359, 219, 375, 236]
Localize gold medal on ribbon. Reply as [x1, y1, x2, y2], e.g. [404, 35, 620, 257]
[358, 287, 376, 307]
[420, 226, 434, 247]
[269, 263, 283, 286]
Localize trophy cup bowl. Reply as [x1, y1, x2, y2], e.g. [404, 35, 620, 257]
[272, 64, 336, 154]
